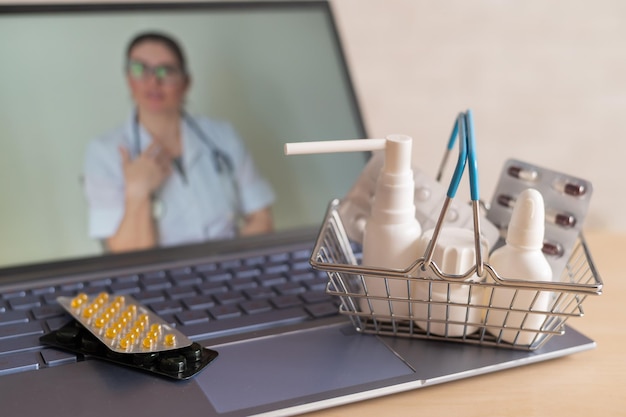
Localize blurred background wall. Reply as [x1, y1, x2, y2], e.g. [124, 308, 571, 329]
[331, 0, 624, 232]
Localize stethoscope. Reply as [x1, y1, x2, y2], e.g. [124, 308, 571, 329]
[132, 110, 233, 174]
[131, 110, 240, 221]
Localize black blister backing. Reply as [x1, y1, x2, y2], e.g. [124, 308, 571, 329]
[40, 321, 218, 380]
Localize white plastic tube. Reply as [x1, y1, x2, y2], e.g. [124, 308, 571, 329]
[284, 139, 386, 155]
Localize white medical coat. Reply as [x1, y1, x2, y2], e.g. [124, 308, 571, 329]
[83, 114, 275, 247]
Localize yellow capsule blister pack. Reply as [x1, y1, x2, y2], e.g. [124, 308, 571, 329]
[58, 292, 192, 354]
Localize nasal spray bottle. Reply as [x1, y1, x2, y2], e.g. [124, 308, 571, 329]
[284, 135, 422, 319]
[485, 188, 553, 345]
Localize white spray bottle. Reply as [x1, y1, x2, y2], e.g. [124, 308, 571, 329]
[285, 135, 422, 318]
[360, 135, 421, 318]
[485, 188, 553, 345]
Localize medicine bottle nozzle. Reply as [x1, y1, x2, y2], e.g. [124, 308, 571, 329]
[382, 134, 412, 175]
[507, 188, 545, 250]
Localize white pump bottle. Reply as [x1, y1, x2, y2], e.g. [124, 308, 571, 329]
[485, 188, 553, 345]
[360, 134, 422, 318]
[284, 135, 422, 319]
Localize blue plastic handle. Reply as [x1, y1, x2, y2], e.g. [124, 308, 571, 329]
[465, 110, 480, 202]
[445, 110, 480, 202]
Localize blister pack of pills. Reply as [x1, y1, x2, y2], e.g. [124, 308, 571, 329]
[486, 159, 593, 278]
[40, 293, 218, 380]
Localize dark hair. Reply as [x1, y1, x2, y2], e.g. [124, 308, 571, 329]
[126, 31, 188, 76]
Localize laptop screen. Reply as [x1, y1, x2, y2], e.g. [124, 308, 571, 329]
[0, 1, 367, 268]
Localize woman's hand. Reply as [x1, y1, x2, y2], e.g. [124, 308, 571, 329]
[119, 142, 172, 200]
[240, 207, 273, 236]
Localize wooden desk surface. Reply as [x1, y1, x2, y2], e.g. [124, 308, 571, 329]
[306, 232, 625, 416]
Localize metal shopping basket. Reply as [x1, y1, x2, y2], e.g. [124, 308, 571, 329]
[309, 111, 603, 351]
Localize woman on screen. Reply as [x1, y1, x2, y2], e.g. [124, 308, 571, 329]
[83, 31, 275, 253]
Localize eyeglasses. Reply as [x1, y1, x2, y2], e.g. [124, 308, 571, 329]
[126, 60, 185, 83]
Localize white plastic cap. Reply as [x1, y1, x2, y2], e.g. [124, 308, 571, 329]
[383, 134, 412, 175]
[506, 188, 545, 250]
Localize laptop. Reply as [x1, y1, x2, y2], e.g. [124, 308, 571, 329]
[0, 2, 596, 416]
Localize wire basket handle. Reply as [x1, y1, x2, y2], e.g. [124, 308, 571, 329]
[423, 109, 485, 277]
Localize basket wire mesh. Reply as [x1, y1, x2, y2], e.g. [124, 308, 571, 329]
[311, 200, 602, 351]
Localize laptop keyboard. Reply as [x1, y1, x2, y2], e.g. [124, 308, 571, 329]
[0, 245, 340, 376]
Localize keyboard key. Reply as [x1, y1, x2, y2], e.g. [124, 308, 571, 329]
[8, 295, 41, 310]
[208, 305, 241, 320]
[166, 286, 197, 300]
[195, 262, 218, 273]
[88, 278, 112, 287]
[179, 307, 310, 339]
[41, 349, 77, 367]
[60, 282, 84, 292]
[168, 267, 193, 277]
[81, 287, 104, 296]
[133, 290, 166, 304]
[271, 295, 302, 309]
[263, 263, 290, 275]
[148, 300, 183, 315]
[31, 286, 55, 296]
[158, 313, 178, 327]
[214, 291, 246, 305]
[181, 295, 215, 310]
[268, 252, 289, 263]
[2, 290, 26, 300]
[232, 266, 260, 279]
[311, 269, 326, 278]
[240, 300, 273, 315]
[291, 272, 316, 282]
[170, 274, 202, 287]
[142, 277, 171, 291]
[143, 271, 167, 280]
[243, 255, 266, 266]
[229, 278, 257, 291]
[258, 273, 287, 287]
[275, 282, 306, 295]
[305, 302, 338, 318]
[198, 282, 228, 295]
[301, 292, 333, 304]
[220, 259, 242, 269]
[0, 334, 44, 355]
[43, 292, 72, 305]
[176, 310, 210, 326]
[204, 271, 232, 283]
[0, 321, 44, 340]
[305, 278, 328, 292]
[291, 248, 312, 260]
[291, 260, 312, 271]
[243, 287, 276, 300]
[109, 281, 141, 295]
[115, 274, 139, 283]
[0, 351, 40, 376]
[31, 304, 66, 320]
[0, 310, 29, 326]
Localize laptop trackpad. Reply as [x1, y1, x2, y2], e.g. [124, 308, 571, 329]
[195, 324, 414, 413]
